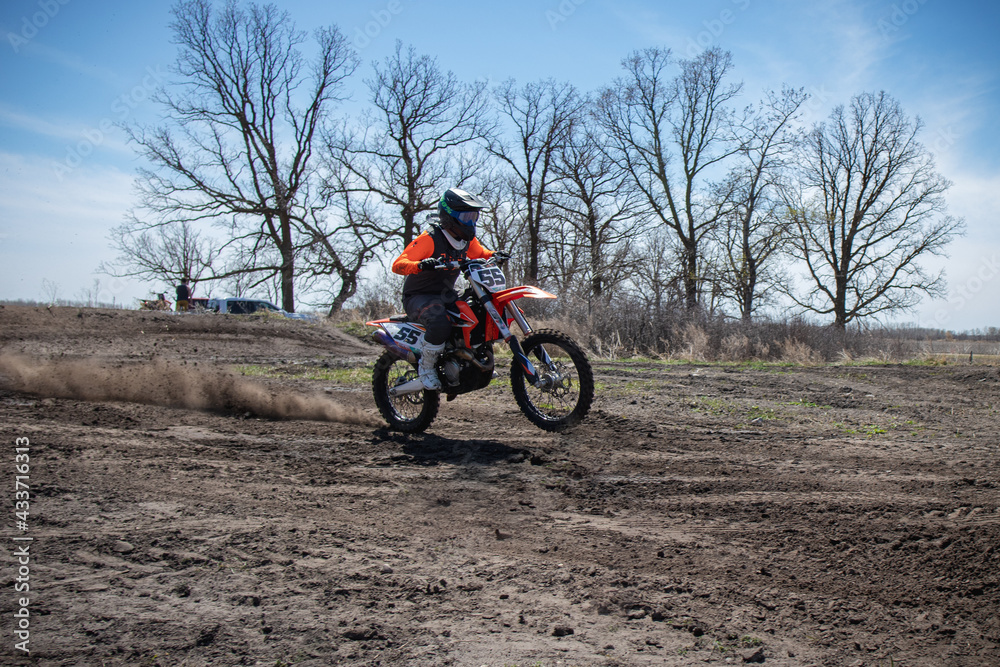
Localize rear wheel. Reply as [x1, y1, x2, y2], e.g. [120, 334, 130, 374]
[510, 329, 594, 432]
[372, 352, 439, 432]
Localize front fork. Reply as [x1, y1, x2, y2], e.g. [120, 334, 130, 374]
[510, 337, 554, 389]
[503, 304, 554, 389]
[476, 286, 554, 389]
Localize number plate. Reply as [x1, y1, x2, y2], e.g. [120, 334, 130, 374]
[474, 266, 507, 291]
[391, 326, 422, 346]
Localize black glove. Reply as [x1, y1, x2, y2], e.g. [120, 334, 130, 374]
[493, 251, 511, 262]
[419, 258, 441, 271]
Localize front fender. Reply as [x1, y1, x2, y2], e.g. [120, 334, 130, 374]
[492, 285, 556, 310]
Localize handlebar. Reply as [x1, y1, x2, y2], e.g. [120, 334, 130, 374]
[427, 253, 508, 272]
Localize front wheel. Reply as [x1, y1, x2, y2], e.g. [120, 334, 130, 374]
[372, 352, 439, 432]
[510, 329, 594, 432]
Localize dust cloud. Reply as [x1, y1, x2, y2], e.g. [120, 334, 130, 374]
[0, 354, 376, 425]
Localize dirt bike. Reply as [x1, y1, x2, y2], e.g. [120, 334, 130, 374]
[366, 254, 594, 433]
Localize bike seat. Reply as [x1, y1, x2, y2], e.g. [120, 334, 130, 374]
[388, 315, 411, 322]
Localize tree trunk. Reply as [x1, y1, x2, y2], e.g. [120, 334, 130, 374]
[327, 276, 357, 317]
[741, 293, 753, 323]
[683, 244, 698, 311]
[279, 213, 295, 313]
[589, 212, 602, 301]
[741, 239, 757, 323]
[833, 273, 848, 329]
[401, 204, 416, 248]
[527, 203, 540, 285]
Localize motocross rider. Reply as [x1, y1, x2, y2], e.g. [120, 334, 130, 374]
[392, 187, 494, 390]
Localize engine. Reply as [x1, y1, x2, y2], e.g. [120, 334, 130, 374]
[439, 345, 495, 395]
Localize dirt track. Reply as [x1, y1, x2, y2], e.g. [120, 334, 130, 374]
[1, 305, 998, 666]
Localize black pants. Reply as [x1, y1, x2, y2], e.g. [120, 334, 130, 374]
[402, 293, 455, 345]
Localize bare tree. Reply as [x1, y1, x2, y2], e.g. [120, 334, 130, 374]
[785, 91, 964, 328]
[125, 0, 357, 312]
[714, 87, 807, 322]
[474, 165, 531, 281]
[548, 124, 645, 311]
[326, 41, 492, 249]
[212, 230, 283, 299]
[76, 278, 105, 308]
[101, 219, 221, 294]
[40, 278, 61, 306]
[596, 47, 742, 311]
[298, 183, 389, 315]
[488, 78, 585, 285]
[626, 227, 685, 315]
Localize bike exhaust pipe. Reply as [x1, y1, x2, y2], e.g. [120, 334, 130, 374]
[451, 348, 494, 373]
[388, 378, 426, 397]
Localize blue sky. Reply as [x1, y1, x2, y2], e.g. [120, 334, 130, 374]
[1, 0, 998, 331]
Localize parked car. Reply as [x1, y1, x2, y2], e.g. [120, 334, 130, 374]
[206, 298, 317, 321]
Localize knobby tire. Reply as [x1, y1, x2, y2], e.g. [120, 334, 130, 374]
[372, 351, 439, 432]
[510, 329, 594, 432]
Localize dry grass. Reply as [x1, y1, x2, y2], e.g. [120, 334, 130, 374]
[332, 289, 1000, 366]
[678, 323, 711, 362]
[780, 338, 823, 365]
[720, 333, 753, 361]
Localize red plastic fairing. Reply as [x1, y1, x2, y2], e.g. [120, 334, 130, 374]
[485, 314, 503, 343]
[492, 285, 556, 310]
[454, 301, 479, 348]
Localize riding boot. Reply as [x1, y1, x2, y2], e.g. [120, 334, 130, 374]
[417, 342, 445, 391]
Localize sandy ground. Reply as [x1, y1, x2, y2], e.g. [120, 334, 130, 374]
[1, 304, 998, 666]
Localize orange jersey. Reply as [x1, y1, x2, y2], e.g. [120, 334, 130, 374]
[393, 227, 494, 299]
[392, 232, 493, 275]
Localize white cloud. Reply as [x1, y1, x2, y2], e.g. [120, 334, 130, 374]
[0, 104, 82, 141]
[815, 2, 888, 86]
[0, 102, 137, 159]
[606, 3, 688, 54]
[908, 166, 1000, 331]
[0, 152, 147, 305]
[19, 40, 125, 88]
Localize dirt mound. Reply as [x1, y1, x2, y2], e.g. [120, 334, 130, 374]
[1, 304, 998, 666]
[0, 304, 376, 363]
[0, 354, 375, 424]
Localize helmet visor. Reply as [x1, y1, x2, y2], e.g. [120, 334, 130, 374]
[455, 210, 480, 225]
[440, 199, 481, 241]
